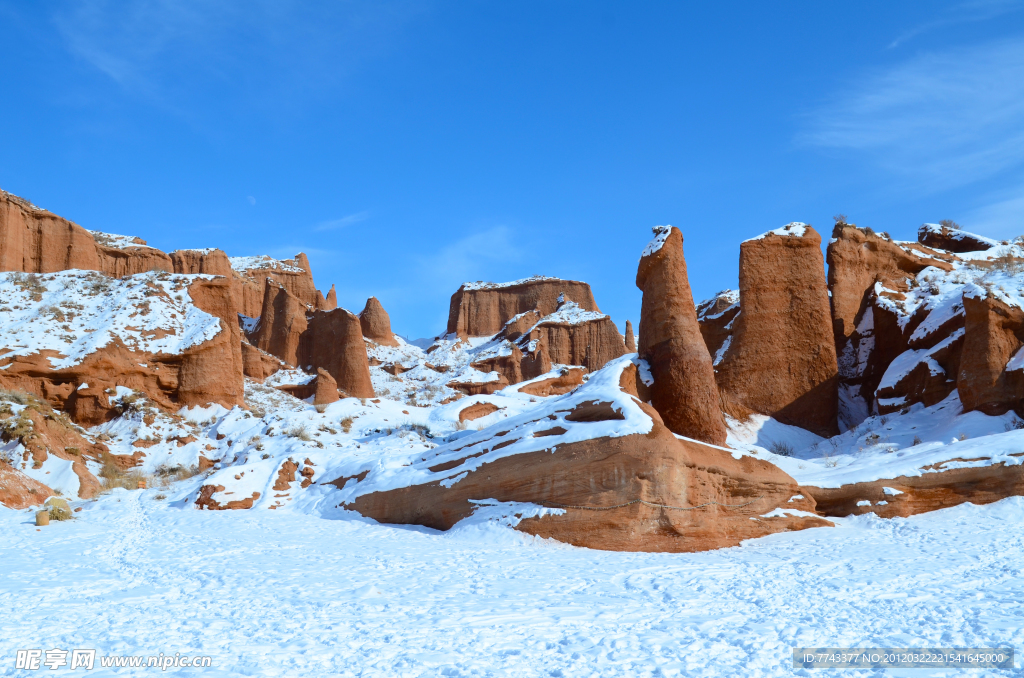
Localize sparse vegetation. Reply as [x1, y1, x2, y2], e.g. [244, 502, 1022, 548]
[768, 441, 795, 457]
[912, 435, 923, 446]
[340, 417, 354, 434]
[314, 403, 329, 413]
[286, 424, 312, 442]
[1005, 417, 1024, 432]
[939, 219, 961, 230]
[46, 497, 73, 521]
[879, 415, 889, 426]
[958, 432, 968, 441]
[833, 214, 848, 225]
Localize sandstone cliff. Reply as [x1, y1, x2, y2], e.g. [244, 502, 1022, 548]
[447, 276, 599, 338]
[714, 224, 839, 436]
[360, 296, 399, 346]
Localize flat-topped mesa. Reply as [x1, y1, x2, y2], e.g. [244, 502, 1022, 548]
[0, 188, 174, 276]
[250, 282, 375, 398]
[359, 296, 399, 346]
[229, 253, 332, 318]
[446, 276, 600, 339]
[714, 224, 839, 436]
[513, 301, 626, 374]
[636, 225, 728, 446]
[170, 248, 233, 277]
[918, 223, 999, 254]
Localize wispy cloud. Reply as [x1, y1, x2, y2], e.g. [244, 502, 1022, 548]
[314, 211, 369, 231]
[963, 183, 1024, 238]
[799, 38, 1024, 191]
[888, 0, 1022, 49]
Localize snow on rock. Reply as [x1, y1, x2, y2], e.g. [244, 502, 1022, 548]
[229, 255, 305, 274]
[87, 229, 156, 250]
[460, 276, 563, 291]
[640, 224, 672, 258]
[0, 270, 222, 369]
[742, 221, 808, 242]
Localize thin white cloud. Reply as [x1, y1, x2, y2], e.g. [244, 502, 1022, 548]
[962, 183, 1024, 238]
[888, 0, 1022, 49]
[314, 211, 369, 231]
[799, 38, 1024, 191]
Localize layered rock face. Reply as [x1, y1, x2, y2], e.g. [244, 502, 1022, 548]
[512, 302, 626, 374]
[636, 226, 728, 445]
[957, 290, 1024, 415]
[918, 222, 999, 254]
[231, 254, 332, 318]
[0, 271, 244, 425]
[359, 296, 399, 346]
[347, 358, 828, 552]
[1, 189, 174, 277]
[250, 283, 375, 398]
[714, 224, 839, 436]
[447, 276, 599, 338]
[695, 289, 739, 364]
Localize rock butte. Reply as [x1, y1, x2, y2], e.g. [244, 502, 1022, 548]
[713, 224, 839, 437]
[447, 276, 599, 339]
[360, 296, 399, 346]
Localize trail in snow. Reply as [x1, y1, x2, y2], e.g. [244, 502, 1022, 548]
[2, 493, 1023, 677]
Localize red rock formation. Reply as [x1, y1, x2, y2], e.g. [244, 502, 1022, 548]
[624, 320, 636, 352]
[0, 189, 173, 276]
[636, 226, 728, 445]
[241, 342, 284, 381]
[803, 461, 1024, 519]
[304, 308, 376, 399]
[313, 368, 341, 406]
[359, 297, 399, 346]
[170, 249, 233, 276]
[918, 223, 997, 253]
[0, 464, 53, 508]
[519, 312, 626, 374]
[518, 368, 585, 397]
[180, 277, 245, 409]
[714, 225, 839, 436]
[695, 290, 739, 361]
[447, 277, 600, 338]
[232, 254, 331, 318]
[350, 386, 828, 552]
[957, 290, 1024, 415]
[324, 285, 338, 311]
[458, 401, 500, 422]
[251, 283, 308, 367]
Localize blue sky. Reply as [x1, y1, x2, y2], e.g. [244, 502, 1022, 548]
[3, 1, 1024, 339]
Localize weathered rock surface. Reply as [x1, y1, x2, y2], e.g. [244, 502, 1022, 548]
[349, 362, 829, 552]
[251, 283, 309, 368]
[241, 342, 285, 381]
[313, 368, 341, 406]
[624, 320, 636, 352]
[447, 276, 600, 338]
[0, 464, 52, 509]
[636, 226, 728, 445]
[231, 254, 332, 319]
[957, 290, 1024, 415]
[918, 223, 998, 254]
[518, 308, 626, 374]
[714, 224, 839, 436]
[305, 308, 376, 399]
[695, 289, 739, 364]
[360, 296, 399, 346]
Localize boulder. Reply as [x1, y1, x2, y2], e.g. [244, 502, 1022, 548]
[0, 465, 52, 509]
[624, 319, 636, 352]
[447, 276, 600, 338]
[714, 224, 839, 436]
[636, 226, 728, 445]
[918, 223, 998, 254]
[359, 296, 399, 346]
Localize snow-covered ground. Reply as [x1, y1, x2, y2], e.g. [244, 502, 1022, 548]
[2, 493, 1023, 677]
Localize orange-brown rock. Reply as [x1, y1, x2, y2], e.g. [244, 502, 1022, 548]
[251, 283, 308, 368]
[180, 277, 245, 409]
[350, 396, 829, 552]
[447, 277, 600, 338]
[518, 367, 585, 397]
[636, 226, 728, 445]
[624, 320, 636, 352]
[471, 344, 524, 385]
[169, 249, 233, 276]
[241, 342, 285, 381]
[520, 314, 626, 374]
[917, 223, 996, 254]
[359, 296, 399, 346]
[233, 254, 332, 318]
[446, 377, 509, 396]
[0, 464, 52, 508]
[803, 459, 1024, 519]
[304, 308, 375, 398]
[195, 485, 261, 510]
[313, 368, 340, 405]
[0, 278, 244, 423]
[0, 188, 174, 277]
[695, 290, 739, 361]
[714, 225, 839, 436]
[957, 291, 1024, 415]
[324, 285, 338, 311]
[458, 401, 500, 422]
